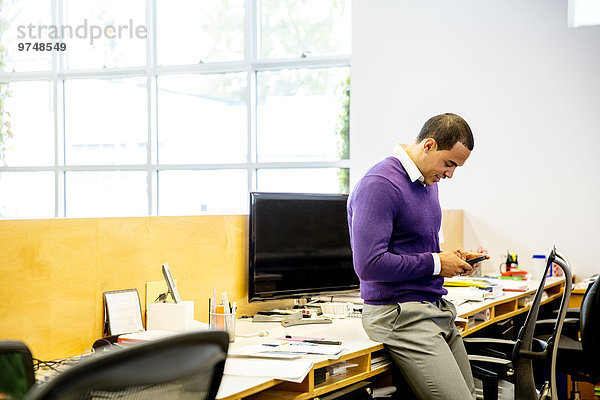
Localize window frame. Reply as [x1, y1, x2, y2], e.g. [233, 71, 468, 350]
[0, 0, 351, 218]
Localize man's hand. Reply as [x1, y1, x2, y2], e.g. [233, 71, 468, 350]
[438, 249, 472, 277]
[448, 249, 490, 276]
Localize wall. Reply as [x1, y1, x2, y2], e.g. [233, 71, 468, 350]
[351, 0, 600, 278]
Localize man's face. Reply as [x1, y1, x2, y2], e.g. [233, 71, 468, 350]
[421, 140, 471, 186]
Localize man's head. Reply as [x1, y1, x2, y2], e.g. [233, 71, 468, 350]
[408, 113, 474, 186]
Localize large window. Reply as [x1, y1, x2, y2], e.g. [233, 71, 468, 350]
[0, 0, 351, 218]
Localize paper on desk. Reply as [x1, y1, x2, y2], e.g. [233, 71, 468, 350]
[500, 280, 528, 292]
[445, 287, 488, 301]
[229, 344, 303, 359]
[118, 330, 177, 344]
[224, 358, 314, 383]
[277, 342, 343, 355]
[230, 343, 343, 357]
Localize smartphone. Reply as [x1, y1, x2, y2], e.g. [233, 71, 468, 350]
[466, 255, 488, 265]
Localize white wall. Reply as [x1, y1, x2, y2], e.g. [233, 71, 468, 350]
[351, 0, 600, 279]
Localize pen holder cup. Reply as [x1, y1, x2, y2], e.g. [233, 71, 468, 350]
[209, 311, 236, 343]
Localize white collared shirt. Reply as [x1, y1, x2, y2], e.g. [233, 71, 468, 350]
[391, 143, 442, 276]
[392, 143, 425, 186]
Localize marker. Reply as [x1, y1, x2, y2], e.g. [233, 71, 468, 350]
[222, 292, 231, 314]
[212, 288, 217, 314]
[303, 340, 342, 345]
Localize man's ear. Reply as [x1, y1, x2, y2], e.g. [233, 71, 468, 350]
[422, 138, 437, 154]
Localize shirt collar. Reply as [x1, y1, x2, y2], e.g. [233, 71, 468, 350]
[392, 143, 425, 186]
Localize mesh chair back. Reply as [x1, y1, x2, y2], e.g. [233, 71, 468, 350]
[0, 340, 35, 400]
[512, 247, 572, 400]
[24, 330, 229, 400]
[580, 277, 600, 382]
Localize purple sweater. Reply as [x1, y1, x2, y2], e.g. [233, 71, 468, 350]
[347, 157, 447, 305]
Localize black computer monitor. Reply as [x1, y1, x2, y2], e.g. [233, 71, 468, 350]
[248, 192, 358, 301]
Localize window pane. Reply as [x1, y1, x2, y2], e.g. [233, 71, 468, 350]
[1, 0, 53, 72]
[0, 172, 54, 218]
[63, 0, 146, 70]
[65, 171, 147, 217]
[257, 67, 349, 162]
[257, 168, 348, 194]
[1, 81, 54, 166]
[158, 73, 247, 164]
[157, 0, 244, 65]
[158, 170, 247, 215]
[64, 78, 148, 165]
[260, 0, 351, 59]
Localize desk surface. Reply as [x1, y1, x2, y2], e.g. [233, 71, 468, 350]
[34, 278, 565, 400]
[453, 277, 564, 335]
[217, 317, 384, 400]
[217, 277, 565, 400]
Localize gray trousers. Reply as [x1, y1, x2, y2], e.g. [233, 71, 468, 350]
[362, 299, 476, 400]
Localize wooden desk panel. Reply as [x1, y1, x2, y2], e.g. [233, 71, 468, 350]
[217, 318, 388, 400]
[217, 279, 565, 400]
[455, 278, 564, 336]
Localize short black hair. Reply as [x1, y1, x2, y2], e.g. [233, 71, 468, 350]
[416, 113, 474, 151]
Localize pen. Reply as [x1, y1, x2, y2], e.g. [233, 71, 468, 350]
[212, 288, 216, 314]
[222, 292, 231, 314]
[303, 340, 342, 345]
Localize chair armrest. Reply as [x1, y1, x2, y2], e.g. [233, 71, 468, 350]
[536, 317, 579, 326]
[469, 355, 515, 382]
[468, 355, 513, 366]
[464, 338, 515, 360]
[464, 338, 516, 345]
[553, 308, 580, 319]
[535, 318, 579, 339]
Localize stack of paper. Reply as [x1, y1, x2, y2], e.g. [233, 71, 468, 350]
[117, 330, 177, 344]
[501, 280, 529, 292]
[229, 342, 344, 358]
[224, 358, 314, 383]
[445, 287, 489, 301]
[444, 277, 502, 299]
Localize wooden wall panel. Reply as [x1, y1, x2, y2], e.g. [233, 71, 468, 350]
[0, 211, 461, 360]
[441, 210, 464, 252]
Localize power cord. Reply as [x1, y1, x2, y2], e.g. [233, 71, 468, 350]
[33, 358, 68, 372]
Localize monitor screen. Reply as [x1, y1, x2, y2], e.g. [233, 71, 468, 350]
[248, 192, 358, 301]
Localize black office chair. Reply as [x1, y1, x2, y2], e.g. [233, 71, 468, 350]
[0, 340, 35, 400]
[24, 330, 229, 400]
[465, 246, 573, 400]
[535, 276, 599, 399]
[537, 278, 596, 341]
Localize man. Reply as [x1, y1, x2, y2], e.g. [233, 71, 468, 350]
[347, 113, 486, 400]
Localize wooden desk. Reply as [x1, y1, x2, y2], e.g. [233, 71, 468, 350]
[217, 278, 565, 400]
[454, 277, 565, 336]
[217, 318, 388, 400]
[569, 286, 587, 308]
